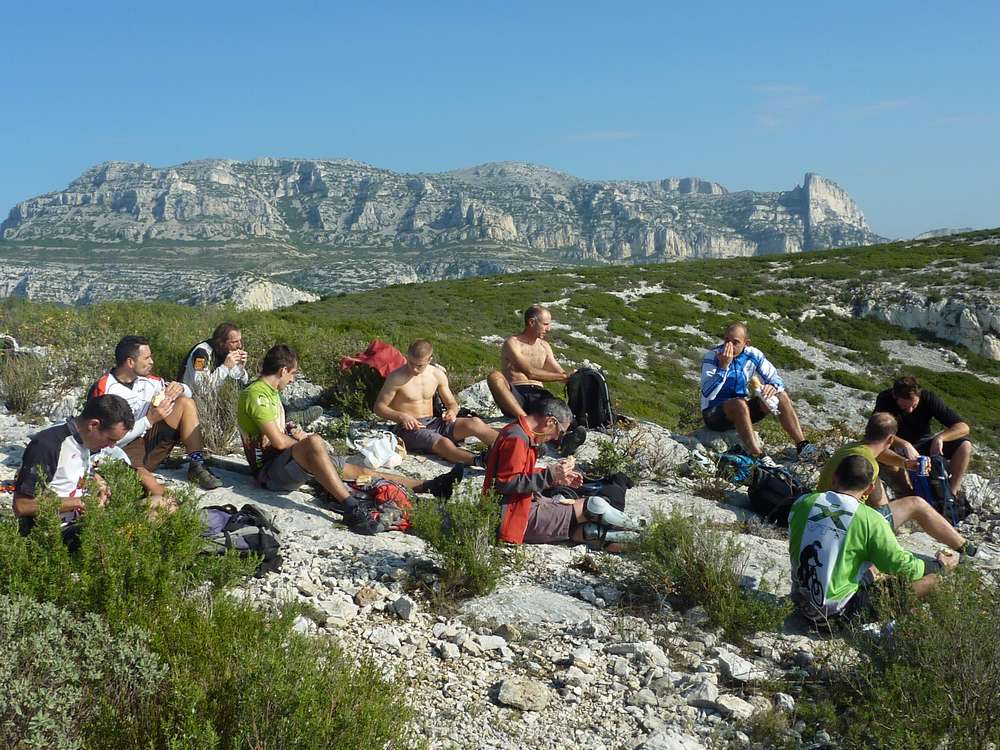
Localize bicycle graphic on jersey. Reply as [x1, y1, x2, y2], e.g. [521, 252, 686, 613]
[797, 541, 824, 605]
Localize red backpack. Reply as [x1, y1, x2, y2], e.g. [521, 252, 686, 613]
[343, 479, 413, 534]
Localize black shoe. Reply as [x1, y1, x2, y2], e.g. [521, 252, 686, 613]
[473, 450, 489, 469]
[421, 464, 465, 499]
[559, 426, 587, 457]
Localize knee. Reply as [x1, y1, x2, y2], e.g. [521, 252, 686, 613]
[486, 371, 506, 389]
[722, 398, 749, 416]
[302, 434, 324, 452]
[956, 441, 974, 459]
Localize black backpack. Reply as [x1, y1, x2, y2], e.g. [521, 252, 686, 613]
[544, 472, 633, 512]
[200, 503, 282, 576]
[566, 367, 615, 430]
[747, 464, 810, 527]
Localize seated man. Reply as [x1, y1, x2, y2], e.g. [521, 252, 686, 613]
[374, 339, 498, 466]
[238, 344, 462, 504]
[700, 322, 816, 465]
[14, 395, 136, 538]
[181, 322, 249, 391]
[817, 412, 976, 558]
[874, 375, 973, 496]
[89, 335, 223, 491]
[789, 454, 958, 624]
[483, 397, 642, 549]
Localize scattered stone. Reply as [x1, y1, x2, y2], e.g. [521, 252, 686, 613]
[437, 642, 461, 660]
[683, 676, 719, 707]
[570, 646, 594, 667]
[476, 634, 507, 651]
[718, 650, 767, 682]
[715, 694, 755, 720]
[354, 585, 380, 607]
[774, 692, 795, 713]
[496, 677, 552, 711]
[296, 580, 321, 598]
[368, 627, 402, 651]
[393, 595, 417, 621]
[628, 688, 658, 707]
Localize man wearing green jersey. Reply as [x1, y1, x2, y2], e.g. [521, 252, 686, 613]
[238, 345, 462, 503]
[789, 454, 957, 623]
[817, 412, 972, 556]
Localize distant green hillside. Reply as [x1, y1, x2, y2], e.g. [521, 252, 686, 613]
[2, 229, 999, 458]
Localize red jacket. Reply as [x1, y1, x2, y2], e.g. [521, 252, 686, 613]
[484, 416, 554, 544]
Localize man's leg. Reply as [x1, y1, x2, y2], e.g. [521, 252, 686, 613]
[430, 438, 477, 465]
[773, 391, 807, 446]
[291, 435, 353, 501]
[339, 460, 464, 497]
[721, 398, 764, 456]
[944, 440, 973, 495]
[487, 371, 525, 418]
[451, 416, 500, 446]
[136, 467, 167, 498]
[888, 495, 965, 550]
[163, 396, 205, 454]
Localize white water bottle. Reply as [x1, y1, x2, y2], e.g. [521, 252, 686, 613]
[748, 375, 780, 415]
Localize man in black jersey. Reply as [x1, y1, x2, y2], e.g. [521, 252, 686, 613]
[13, 395, 135, 529]
[873, 375, 974, 495]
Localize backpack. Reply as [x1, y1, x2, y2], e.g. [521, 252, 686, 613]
[200, 503, 282, 576]
[342, 479, 414, 535]
[544, 472, 633, 512]
[717, 446, 755, 484]
[909, 455, 961, 526]
[566, 367, 615, 430]
[747, 464, 810, 527]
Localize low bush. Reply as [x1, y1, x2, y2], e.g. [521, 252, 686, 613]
[0, 352, 46, 414]
[191, 378, 241, 455]
[410, 481, 511, 600]
[0, 594, 166, 750]
[627, 511, 791, 641]
[589, 436, 642, 483]
[0, 461, 415, 749]
[822, 368, 882, 393]
[816, 567, 1000, 749]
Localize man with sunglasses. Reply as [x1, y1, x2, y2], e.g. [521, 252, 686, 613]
[484, 398, 643, 549]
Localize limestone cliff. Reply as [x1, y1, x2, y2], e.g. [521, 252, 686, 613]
[2, 159, 883, 259]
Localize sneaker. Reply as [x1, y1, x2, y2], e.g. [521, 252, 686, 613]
[559, 426, 587, 457]
[756, 454, 779, 469]
[286, 405, 324, 429]
[421, 463, 465, 499]
[797, 442, 820, 462]
[187, 462, 223, 490]
[473, 450, 489, 469]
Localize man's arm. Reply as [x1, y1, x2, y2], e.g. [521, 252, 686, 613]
[435, 369, 461, 421]
[258, 418, 299, 452]
[503, 340, 567, 383]
[372, 372, 421, 430]
[867, 511, 925, 581]
[700, 350, 730, 402]
[751, 349, 785, 392]
[12, 492, 86, 518]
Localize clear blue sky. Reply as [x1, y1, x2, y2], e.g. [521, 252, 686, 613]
[3, 1, 998, 239]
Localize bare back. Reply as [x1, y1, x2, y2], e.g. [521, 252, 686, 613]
[501, 335, 554, 388]
[378, 364, 444, 419]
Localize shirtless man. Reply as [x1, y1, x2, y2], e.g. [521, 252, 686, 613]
[374, 340, 499, 465]
[487, 304, 571, 419]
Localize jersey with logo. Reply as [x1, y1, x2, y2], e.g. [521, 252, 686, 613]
[237, 378, 286, 474]
[788, 491, 925, 619]
[181, 341, 249, 390]
[89, 370, 192, 447]
[700, 345, 785, 410]
[14, 420, 90, 500]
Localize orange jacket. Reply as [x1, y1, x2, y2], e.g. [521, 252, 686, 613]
[484, 416, 554, 544]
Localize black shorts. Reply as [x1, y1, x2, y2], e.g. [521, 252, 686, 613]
[912, 436, 971, 460]
[510, 384, 555, 415]
[702, 397, 769, 432]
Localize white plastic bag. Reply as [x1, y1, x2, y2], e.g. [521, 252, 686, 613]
[358, 432, 402, 469]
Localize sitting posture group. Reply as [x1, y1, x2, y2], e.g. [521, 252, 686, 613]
[13, 306, 980, 620]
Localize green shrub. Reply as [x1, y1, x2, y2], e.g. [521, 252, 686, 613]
[822, 368, 882, 393]
[817, 568, 1000, 749]
[589, 436, 642, 483]
[627, 511, 791, 641]
[410, 482, 510, 600]
[191, 378, 241, 455]
[0, 594, 166, 750]
[0, 352, 46, 414]
[0, 462, 415, 750]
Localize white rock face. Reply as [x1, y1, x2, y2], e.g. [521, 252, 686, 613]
[2, 159, 883, 258]
[856, 285, 1000, 360]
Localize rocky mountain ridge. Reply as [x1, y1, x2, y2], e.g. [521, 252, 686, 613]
[2, 158, 882, 261]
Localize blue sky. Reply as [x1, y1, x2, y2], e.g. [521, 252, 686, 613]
[3, 1, 997, 238]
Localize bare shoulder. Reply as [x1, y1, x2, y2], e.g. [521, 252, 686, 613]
[383, 366, 409, 386]
[432, 365, 450, 385]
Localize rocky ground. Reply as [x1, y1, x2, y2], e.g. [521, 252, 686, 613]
[2, 368, 999, 750]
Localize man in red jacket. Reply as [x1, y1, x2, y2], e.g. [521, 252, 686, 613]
[484, 398, 642, 549]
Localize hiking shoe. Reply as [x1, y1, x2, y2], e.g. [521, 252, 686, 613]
[559, 426, 587, 457]
[422, 463, 465, 499]
[287, 405, 324, 429]
[756, 454, 779, 469]
[187, 462, 223, 490]
[473, 450, 489, 469]
[797, 442, 820, 462]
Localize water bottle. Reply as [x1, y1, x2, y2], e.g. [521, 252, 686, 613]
[748, 375, 780, 415]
